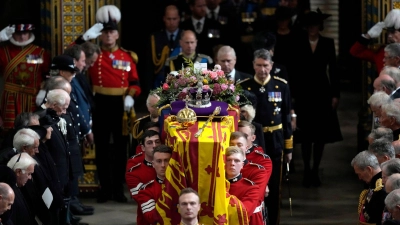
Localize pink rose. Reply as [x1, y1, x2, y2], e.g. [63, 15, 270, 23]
[209, 71, 218, 80]
[203, 85, 210, 90]
[221, 84, 228, 91]
[229, 84, 235, 92]
[236, 95, 240, 101]
[182, 88, 188, 93]
[162, 83, 169, 90]
[216, 70, 225, 77]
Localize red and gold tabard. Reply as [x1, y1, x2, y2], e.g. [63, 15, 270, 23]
[0, 43, 50, 130]
[88, 45, 141, 97]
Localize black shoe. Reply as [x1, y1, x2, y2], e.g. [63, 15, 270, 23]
[70, 203, 94, 215]
[70, 215, 81, 224]
[113, 193, 128, 203]
[79, 202, 94, 211]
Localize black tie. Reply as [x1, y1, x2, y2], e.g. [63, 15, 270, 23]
[211, 10, 216, 20]
[196, 21, 201, 31]
[169, 34, 174, 49]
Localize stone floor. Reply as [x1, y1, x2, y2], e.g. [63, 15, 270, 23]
[78, 89, 363, 225]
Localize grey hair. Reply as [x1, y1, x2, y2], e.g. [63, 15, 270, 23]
[367, 91, 391, 107]
[46, 89, 70, 105]
[368, 138, 395, 159]
[0, 183, 13, 198]
[381, 158, 400, 176]
[14, 112, 39, 129]
[45, 76, 70, 92]
[387, 174, 400, 192]
[7, 152, 38, 172]
[381, 101, 400, 123]
[351, 150, 380, 170]
[384, 43, 400, 59]
[253, 48, 272, 62]
[368, 127, 393, 142]
[13, 128, 40, 152]
[385, 189, 400, 210]
[381, 66, 400, 84]
[381, 79, 397, 93]
[146, 93, 160, 106]
[217, 45, 236, 59]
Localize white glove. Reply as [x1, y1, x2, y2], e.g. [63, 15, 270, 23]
[0, 26, 15, 42]
[367, 22, 385, 38]
[36, 90, 46, 106]
[82, 23, 104, 41]
[124, 95, 134, 112]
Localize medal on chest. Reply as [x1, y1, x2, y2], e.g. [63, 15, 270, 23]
[112, 60, 131, 71]
[260, 86, 265, 93]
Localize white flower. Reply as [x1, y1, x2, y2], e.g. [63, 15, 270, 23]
[274, 68, 281, 73]
[214, 64, 221, 70]
[169, 71, 179, 77]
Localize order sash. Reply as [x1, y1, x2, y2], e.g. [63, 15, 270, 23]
[3, 44, 38, 81]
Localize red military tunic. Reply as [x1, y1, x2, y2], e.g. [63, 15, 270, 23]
[136, 177, 163, 225]
[241, 160, 269, 203]
[349, 37, 385, 73]
[0, 43, 50, 130]
[228, 174, 263, 225]
[88, 45, 141, 97]
[125, 155, 156, 200]
[246, 144, 273, 185]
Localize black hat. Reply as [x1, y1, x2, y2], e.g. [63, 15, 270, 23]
[301, 8, 331, 27]
[51, 55, 79, 72]
[274, 6, 295, 22]
[252, 31, 276, 51]
[9, 17, 35, 32]
[28, 125, 48, 140]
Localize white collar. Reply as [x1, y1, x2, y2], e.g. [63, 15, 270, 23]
[10, 33, 35, 47]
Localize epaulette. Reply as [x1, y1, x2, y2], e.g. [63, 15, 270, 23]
[139, 180, 155, 190]
[254, 150, 270, 159]
[127, 162, 141, 172]
[134, 115, 150, 123]
[129, 151, 143, 159]
[273, 76, 287, 84]
[236, 77, 251, 85]
[121, 47, 139, 64]
[197, 53, 213, 64]
[243, 178, 255, 185]
[132, 115, 150, 138]
[168, 55, 179, 61]
[249, 162, 265, 169]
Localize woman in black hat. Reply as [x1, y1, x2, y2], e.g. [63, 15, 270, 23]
[292, 9, 342, 188]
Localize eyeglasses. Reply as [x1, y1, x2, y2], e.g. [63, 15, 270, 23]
[11, 153, 22, 170]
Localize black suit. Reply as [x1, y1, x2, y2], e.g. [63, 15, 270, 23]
[391, 88, 400, 99]
[181, 17, 225, 57]
[233, 69, 252, 84]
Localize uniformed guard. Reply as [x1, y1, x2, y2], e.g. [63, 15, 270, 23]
[87, 5, 141, 203]
[351, 151, 387, 225]
[131, 93, 160, 156]
[225, 146, 263, 225]
[148, 5, 182, 88]
[135, 145, 172, 225]
[165, 30, 213, 72]
[0, 17, 50, 131]
[240, 48, 293, 225]
[125, 130, 160, 221]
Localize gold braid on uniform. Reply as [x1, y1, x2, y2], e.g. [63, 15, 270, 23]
[358, 189, 368, 214]
[132, 119, 142, 139]
[151, 35, 170, 74]
[374, 178, 383, 192]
